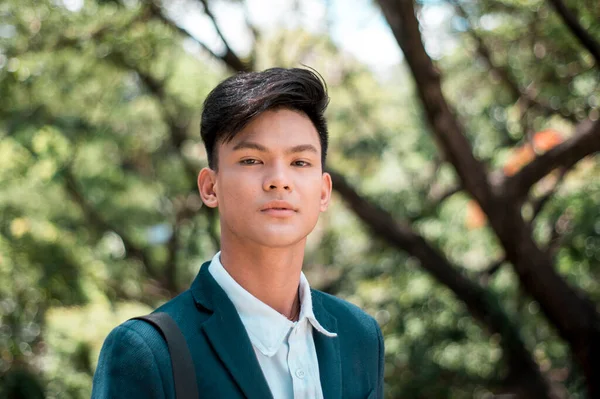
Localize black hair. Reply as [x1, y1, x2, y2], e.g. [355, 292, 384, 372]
[200, 67, 329, 170]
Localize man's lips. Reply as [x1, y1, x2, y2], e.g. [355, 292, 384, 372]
[260, 201, 297, 217]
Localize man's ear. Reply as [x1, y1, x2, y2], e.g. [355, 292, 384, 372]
[320, 172, 332, 212]
[198, 167, 219, 208]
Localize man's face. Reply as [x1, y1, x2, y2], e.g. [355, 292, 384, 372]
[198, 108, 332, 248]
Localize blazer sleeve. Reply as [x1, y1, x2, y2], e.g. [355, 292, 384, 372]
[91, 322, 171, 399]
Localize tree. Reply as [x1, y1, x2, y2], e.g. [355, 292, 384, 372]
[1, 0, 599, 398]
[376, 0, 600, 397]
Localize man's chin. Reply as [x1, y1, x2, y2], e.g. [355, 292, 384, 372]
[251, 230, 307, 248]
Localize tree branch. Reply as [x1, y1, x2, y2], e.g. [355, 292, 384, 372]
[327, 168, 551, 398]
[148, 2, 249, 73]
[377, 0, 493, 208]
[328, 170, 469, 294]
[196, 0, 251, 72]
[547, 0, 600, 66]
[148, 3, 219, 59]
[502, 118, 600, 200]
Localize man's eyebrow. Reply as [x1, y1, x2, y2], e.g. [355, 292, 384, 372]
[232, 141, 268, 152]
[286, 144, 318, 154]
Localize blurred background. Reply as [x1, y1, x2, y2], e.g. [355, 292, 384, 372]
[1, 0, 599, 398]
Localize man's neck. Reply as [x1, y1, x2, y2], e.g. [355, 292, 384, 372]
[219, 241, 305, 319]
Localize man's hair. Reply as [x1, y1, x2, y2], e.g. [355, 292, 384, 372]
[200, 67, 329, 170]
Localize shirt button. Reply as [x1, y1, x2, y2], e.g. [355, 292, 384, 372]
[295, 369, 305, 379]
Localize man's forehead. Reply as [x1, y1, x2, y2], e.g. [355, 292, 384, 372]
[225, 125, 320, 150]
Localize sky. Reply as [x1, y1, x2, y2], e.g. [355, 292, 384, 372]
[172, 0, 455, 77]
[60, 0, 455, 77]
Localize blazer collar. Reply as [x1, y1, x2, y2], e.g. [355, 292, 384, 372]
[311, 290, 342, 399]
[190, 263, 273, 399]
[191, 263, 342, 399]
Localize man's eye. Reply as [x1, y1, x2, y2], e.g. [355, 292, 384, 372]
[240, 159, 260, 165]
[293, 160, 311, 167]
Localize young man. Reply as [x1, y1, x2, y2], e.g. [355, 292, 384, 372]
[92, 68, 384, 399]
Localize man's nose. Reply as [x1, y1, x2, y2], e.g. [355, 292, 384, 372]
[263, 163, 293, 192]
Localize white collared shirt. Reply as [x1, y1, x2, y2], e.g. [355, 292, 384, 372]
[208, 252, 337, 399]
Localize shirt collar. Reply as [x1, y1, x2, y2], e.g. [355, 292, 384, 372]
[207, 252, 336, 357]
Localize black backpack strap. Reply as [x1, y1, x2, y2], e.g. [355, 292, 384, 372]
[131, 312, 199, 399]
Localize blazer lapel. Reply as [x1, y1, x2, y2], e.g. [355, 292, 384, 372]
[191, 265, 273, 399]
[312, 291, 342, 399]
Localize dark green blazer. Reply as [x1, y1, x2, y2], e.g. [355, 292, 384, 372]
[92, 262, 384, 399]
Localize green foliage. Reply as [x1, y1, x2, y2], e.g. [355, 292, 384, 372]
[0, 0, 598, 398]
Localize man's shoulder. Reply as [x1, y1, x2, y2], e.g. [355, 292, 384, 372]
[311, 289, 379, 333]
[91, 293, 197, 399]
[109, 289, 199, 347]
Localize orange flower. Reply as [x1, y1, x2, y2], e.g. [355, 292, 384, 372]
[533, 129, 563, 152]
[503, 129, 563, 176]
[466, 200, 487, 229]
